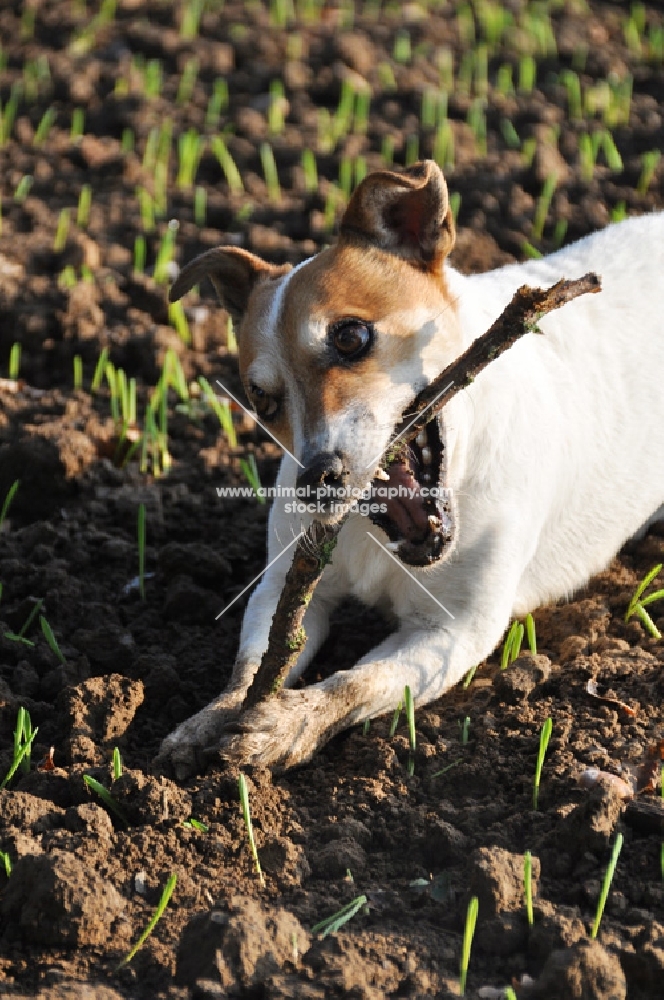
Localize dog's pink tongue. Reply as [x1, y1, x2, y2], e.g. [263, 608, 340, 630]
[377, 460, 430, 541]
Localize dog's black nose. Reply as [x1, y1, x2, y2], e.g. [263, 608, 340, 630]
[296, 452, 345, 495]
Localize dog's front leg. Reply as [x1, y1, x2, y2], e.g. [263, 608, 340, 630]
[218, 593, 514, 770]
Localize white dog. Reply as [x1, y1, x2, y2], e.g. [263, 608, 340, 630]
[159, 160, 664, 777]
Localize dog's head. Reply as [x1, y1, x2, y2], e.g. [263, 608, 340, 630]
[170, 161, 461, 563]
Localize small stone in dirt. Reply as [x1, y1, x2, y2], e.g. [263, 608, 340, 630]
[523, 938, 626, 1000]
[494, 654, 551, 703]
[176, 896, 310, 991]
[470, 846, 541, 918]
[1, 851, 128, 947]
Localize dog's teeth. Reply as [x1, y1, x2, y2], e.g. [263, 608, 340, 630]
[416, 430, 427, 447]
[374, 467, 390, 481]
[421, 446, 432, 465]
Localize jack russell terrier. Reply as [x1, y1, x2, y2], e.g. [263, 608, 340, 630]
[159, 160, 664, 777]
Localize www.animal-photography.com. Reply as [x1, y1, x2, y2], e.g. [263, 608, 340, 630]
[0, 2, 663, 998]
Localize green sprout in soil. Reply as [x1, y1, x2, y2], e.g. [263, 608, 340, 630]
[4, 598, 43, 646]
[638, 151, 661, 195]
[525, 612, 537, 654]
[524, 851, 534, 926]
[211, 137, 244, 196]
[117, 872, 177, 969]
[238, 773, 265, 887]
[83, 774, 128, 825]
[404, 684, 416, 774]
[0, 850, 11, 878]
[40, 615, 66, 665]
[0, 84, 21, 145]
[533, 716, 553, 810]
[199, 377, 237, 448]
[389, 699, 402, 738]
[501, 619, 524, 668]
[532, 175, 557, 241]
[53, 209, 70, 253]
[77, 184, 92, 227]
[462, 664, 478, 688]
[182, 817, 208, 832]
[177, 57, 199, 105]
[91, 347, 109, 393]
[459, 895, 479, 996]
[168, 300, 191, 345]
[591, 832, 623, 939]
[8, 342, 20, 381]
[112, 746, 122, 781]
[504, 989, 518, 1000]
[460, 716, 471, 745]
[625, 563, 664, 639]
[177, 129, 204, 189]
[1, 708, 38, 789]
[260, 142, 281, 203]
[206, 79, 228, 128]
[194, 185, 206, 227]
[133, 235, 146, 274]
[70, 107, 85, 141]
[239, 453, 265, 503]
[154, 220, 179, 284]
[312, 895, 368, 938]
[0, 480, 20, 529]
[34, 107, 56, 145]
[137, 503, 146, 600]
[73, 354, 83, 390]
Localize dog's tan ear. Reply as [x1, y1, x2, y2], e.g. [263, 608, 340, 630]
[339, 160, 455, 271]
[168, 246, 290, 326]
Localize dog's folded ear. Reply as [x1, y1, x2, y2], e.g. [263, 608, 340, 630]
[339, 159, 455, 271]
[168, 247, 290, 326]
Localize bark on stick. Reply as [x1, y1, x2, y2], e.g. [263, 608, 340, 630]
[241, 273, 601, 709]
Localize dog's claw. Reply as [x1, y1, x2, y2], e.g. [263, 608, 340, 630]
[153, 694, 243, 780]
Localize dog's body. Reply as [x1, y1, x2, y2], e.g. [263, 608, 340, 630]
[160, 162, 664, 777]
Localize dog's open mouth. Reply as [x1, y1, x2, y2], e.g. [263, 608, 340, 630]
[369, 416, 455, 567]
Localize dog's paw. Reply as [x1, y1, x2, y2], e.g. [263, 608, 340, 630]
[217, 688, 329, 770]
[154, 693, 242, 780]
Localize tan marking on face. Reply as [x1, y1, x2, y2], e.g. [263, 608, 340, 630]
[279, 243, 460, 426]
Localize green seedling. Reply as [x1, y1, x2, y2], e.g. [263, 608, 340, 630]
[404, 684, 416, 775]
[34, 107, 56, 145]
[268, 79, 287, 134]
[389, 700, 402, 738]
[177, 57, 199, 105]
[524, 851, 534, 925]
[177, 129, 204, 189]
[73, 354, 83, 390]
[54, 208, 70, 253]
[144, 58, 163, 99]
[194, 185, 206, 227]
[40, 616, 66, 665]
[431, 758, 462, 778]
[460, 716, 471, 745]
[463, 664, 478, 688]
[239, 454, 264, 503]
[591, 832, 623, 938]
[405, 134, 419, 168]
[519, 54, 536, 93]
[112, 746, 122, 781]
[154, 220, 179, 284]
[199, 376, 237, 447]
[501, 619, 524, 668]
[238, 773, 265, 886]
[533, 717, 553, 810]
[117, 872, 177, 968]
[301, 148, 318, 193]
[500, 118, 520, 150]
[560, 69, 583, 121]
[625, 563, 664, 639]
[467, 99, 487, 158]
[0, 84, 21, 145]
[459, 895, 479, 996]
[211, 137, 244, 196]
[133, 235, 146, 274]
[0, 850, 11, 877]
[505, 989, 518, 1000]
[57, 266, 76, 288]
[206, 78, 228, 128]
[83, 774, 128, 824]
[497, 63, 515, 98]
[70, 107, 85, 140]
[77, 185, 92, 227]
[637, 150, 661, 195]
[312, 895, 368, 938]
[532, 175, 557, 241]
[14, 175, 32, 203]
[137, 503, 146, 600]
[181, 0, 204, 38]
[182, 817, 208, 832]
[1, 709, 38, 789]
[8, 342, 20, 381]
[168, 300, 191, 345]
[4, 598, 43, 646]
[362, 719, 371, 735]
[261, 143, 281, 203]
[393, 29, 411, 63]
[526, 612, 537, 654]
[91, 347, 109, 393]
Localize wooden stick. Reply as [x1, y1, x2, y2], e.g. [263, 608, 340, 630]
[241, 273, 601, 709]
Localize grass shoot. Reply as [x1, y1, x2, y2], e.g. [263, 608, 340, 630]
[0, 480, 20, 529]
[239, 454, 264, 503]
[40, 616, 66, 665]
[625, 563, 663, 639]
[238, 773, 265, 887]
[311, 895, 368, 938]
[112, 746, 123, 781]
[83, 774, 128, 825]
[4, 598, 43, 646]
[590, 832, 624, 939]
[1, 708, 38, 789]
[524, 851, 534, 926]
[501, 619, 524, 668]
[116, 872, 177, 968]
[533, 717, 553, 810]
[8, 343, 20, 381]
[459, 895, 479, 996]
[0, 850, 11, 878]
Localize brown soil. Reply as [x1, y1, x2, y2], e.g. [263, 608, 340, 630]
[1, 2, 664, 998]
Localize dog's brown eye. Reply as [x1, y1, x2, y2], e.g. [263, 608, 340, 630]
[248, 383, 280, 421]
[330, 319, 373, 360]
